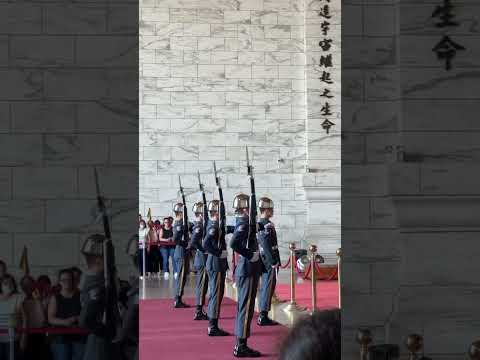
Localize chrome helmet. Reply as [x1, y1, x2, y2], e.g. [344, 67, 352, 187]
[233, 194, 249, 210]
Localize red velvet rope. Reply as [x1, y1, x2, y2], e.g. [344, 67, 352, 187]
[325, 266, 338, 281]
[303, 263, 312, 279]
[294, 260, 312, 280]
[0, 327, 89, 335]
[280, 257, 292, 269]
[313, 262, 338, 281]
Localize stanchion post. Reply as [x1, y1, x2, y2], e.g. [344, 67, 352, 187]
[8, 314, 16, 360]
[142, 246, 146, 279]
[336, 248, 342, 308]
[469, 339, 480, 359]
[310, 244, 317, 312]
[406, 334, 423, 360]
[356, 328, 372, 360]
[283, 242, 305, 314]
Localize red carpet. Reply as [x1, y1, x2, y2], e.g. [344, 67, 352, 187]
[275, 280, 339, 311]
[140, 297, 288, 360]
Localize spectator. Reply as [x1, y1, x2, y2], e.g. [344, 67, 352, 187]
[37, 275, 53, 308]
[48, 269, 85, 360]
[138, 220, 149, 279]
[21, 275, 50, 360]
[154, 220, 163, 271]
[0, 274, 27, 359]
[147, 220, 160, 278]
[69, 268, 82, 294]
[159, 217, 177, 280]
[278, 309, 340, 360]
[0, 262, 6, 295]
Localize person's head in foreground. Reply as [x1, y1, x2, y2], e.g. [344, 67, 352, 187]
[279, 309, 340, 360]
[81, 233, 106, 274]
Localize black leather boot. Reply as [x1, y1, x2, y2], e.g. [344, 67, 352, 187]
[194, 306, 208, 320]
[174, 297, 190, 308]
[233, 338, 261, 358]
[257, 311, 278, 326]
[208, 318, 229, 336]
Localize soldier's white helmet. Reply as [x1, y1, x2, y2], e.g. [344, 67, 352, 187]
[173, 202, 183, 213]
[258, 197, 274, 210]
[233, 194, 249, 210]
[208, 200, 220, 213]
[81, 234, 106, 257]
[192, 202, 203, 214]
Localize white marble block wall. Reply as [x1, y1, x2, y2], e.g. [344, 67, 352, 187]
[0, 1, 139, 280]
[139, 0, 342, 260]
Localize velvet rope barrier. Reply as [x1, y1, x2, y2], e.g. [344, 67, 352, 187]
[280, 256, 293, 269]
[313, 262, 338, 281]
[0, 327, 89, 335]
[303, 263, 312, 280]
[294, 261, 312, 280]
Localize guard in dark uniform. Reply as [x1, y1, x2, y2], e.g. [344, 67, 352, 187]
[79, 234, 115, 360]
[173, 202, 190, 308]
[119, 234, 140, 360]
[203, 200, 229, 336]
[191, 202, 209, 320]
[256, 197, 280, 326]
[230, 194, 262, 358]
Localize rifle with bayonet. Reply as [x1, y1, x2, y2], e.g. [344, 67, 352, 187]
[213, 161, 227, 249]
[93, 167, 121, 340]
[197, 171, 209, 241]
[178, 176, 190, 248]
[245, 147, 257, 250]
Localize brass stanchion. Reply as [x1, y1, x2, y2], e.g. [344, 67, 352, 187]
[283, 243, 305, 314]
[310, 244, 317, 312]
[469, 339, 480, 359]
[406, 334, 423, 360]
[356, 328, 372, 360]
[336, 248, 342, 308]
[8, 314, 16, 360]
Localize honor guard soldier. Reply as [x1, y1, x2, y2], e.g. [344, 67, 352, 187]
[203, 200, 230, 336]
[79, 234, 117, 360]
[120, 234, 140, 360]
[191, 202, 209, 320]
[230, 194, 262, 357]
[257, 197, 280, 326]
[173, 202, 190, 308]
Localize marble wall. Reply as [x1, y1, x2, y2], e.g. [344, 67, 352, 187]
[0, 0, 138, 280]
[139, 0, 342, 259]
[342, 0, 480, 358]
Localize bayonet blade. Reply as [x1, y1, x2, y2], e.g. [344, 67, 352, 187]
[246, 146, 253, 176]
[197, 171, 203, 191]
[94, 167, 101, 199]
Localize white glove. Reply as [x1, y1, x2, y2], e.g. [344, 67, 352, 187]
[220, 250, 228, 259]
[249, 251, 259, 262]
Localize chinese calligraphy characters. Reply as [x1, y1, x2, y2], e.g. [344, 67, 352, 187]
[318, 0, 335, 134]
[431, 0, 465, 70]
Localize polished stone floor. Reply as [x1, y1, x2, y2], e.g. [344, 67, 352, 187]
[139, 269, 311, 326]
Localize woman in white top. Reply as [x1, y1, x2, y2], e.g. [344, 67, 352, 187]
[21, 275, 50, 360]
[138, 220, 149, 279]
[0, 274, 26, 359]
